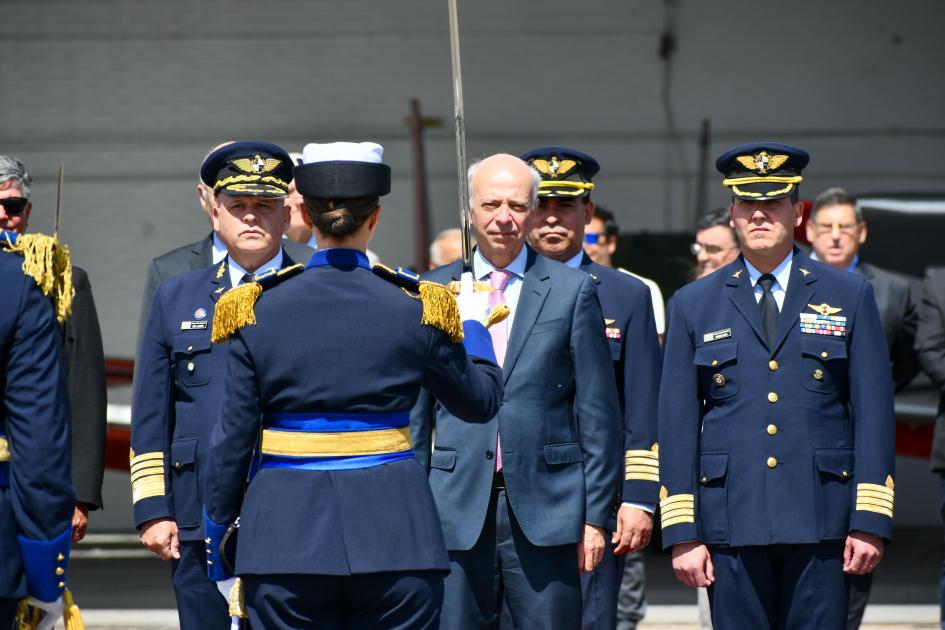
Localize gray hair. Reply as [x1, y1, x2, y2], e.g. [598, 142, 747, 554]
[429, 228, 463, 267]
[811, 187, 862, 222]
[0, 155, 32, 199]
[467, 158, 541, 210]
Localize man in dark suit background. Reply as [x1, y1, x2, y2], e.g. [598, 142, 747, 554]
[521, 146, 662, 630]
[915, 267, 945, 629]
[807, 187, 918, 630]
[136, 142, 314, 354]
[0, 155, 106, 543]
[412, 153, 622, 629]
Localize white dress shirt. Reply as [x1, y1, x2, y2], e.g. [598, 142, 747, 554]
[473, 245, 528, 336]
[226, 250, 284, 289]
[211, 233, 228, 264]
[744, 251, 793, 310]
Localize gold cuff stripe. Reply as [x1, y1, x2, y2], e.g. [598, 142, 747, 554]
[130, 467, 164, 482]
[626, 472, 659, 482]
[130, 460, 164, 474]
[661, 513, 696, 528]
[659, 493, 694, 508]
[626, 449, 659, 459]
[130, 452, 164, 467]
[0, 437, 10, 462]
[626, 463, 659, 472]
[261, 426, 412, 458]
[856, 497, 894, 509]
[857, 489, 895, 503]
[856, 502, 893, 518]
[857, 482, 894, 497]
[132, 477, 166, 504]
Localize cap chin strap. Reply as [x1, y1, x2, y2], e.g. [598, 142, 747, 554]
[728, 182, 797, 199]
[537, 180, 595, 196]
[722, 175, 802, 186]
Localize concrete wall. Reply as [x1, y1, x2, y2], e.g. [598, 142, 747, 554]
[3, 0, 944, 358]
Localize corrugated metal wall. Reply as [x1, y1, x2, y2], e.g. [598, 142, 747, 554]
[2, 0, 944, 357]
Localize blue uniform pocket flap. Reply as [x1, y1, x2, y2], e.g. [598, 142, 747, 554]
[544, 443, 584, 465]
[171, 438, 197, 469]
[815, 448, 854, 480]
[430, 449, 456, 471]
[172, 337, 211, 355]
[693, 341, 738, 367]
[800, 337, 847, 361]
[699, 453, 729, 483]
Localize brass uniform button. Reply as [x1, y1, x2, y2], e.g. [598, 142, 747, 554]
[841, 471, 850, 478]
[700, 476, 708, 484]
[766, 424, 778, 436]
[813, 368, 824, 381]
[767, 457, 778, 468]
[768, 392, 779, 403]
[187, 345, 193, 352]
[55, 567, 64, 576]
[57, 553, 65, 561]
[768, 360, 779, 371]
[711, 359, 718, 366]
[175, 461, 182, 470]
[58, 581, 65, 588]
[187, 361, 195, 373]
[713, 373, 726, 387]
[821, 351, 829, 358]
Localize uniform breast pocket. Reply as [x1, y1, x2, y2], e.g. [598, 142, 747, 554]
[800, 337, 848, 394]
[693, 341, 739, 400]
[172, 336, 213, 387]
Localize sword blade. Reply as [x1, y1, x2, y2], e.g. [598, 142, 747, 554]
[447, 0, 472, 270]
[54, 163, 64, 238]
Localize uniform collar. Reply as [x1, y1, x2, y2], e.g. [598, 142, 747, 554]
[305, 248, 370, 270]
[211, 233, 228, 264]
[562, 249, 585, 269]
[227, 249, 284, 288]
[474, 245, 528, 281]
[743, 250, 793, 292]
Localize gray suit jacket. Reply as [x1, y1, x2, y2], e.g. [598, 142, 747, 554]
[917, 267, 945, 471]
[855, 262, 918, 391]
[135, 233, 313, 356]
[411, 248, 622, 550]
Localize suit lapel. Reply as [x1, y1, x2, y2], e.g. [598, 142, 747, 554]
[502, 250, 550, 382]
[770, 251, 817, 354]
[192, 234, 214, 271]
[726, 260, 768, 347]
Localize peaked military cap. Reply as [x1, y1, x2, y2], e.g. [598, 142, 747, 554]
[716, 141, 809, 201]
[294, 142, 391, 199]
[520, 146, 599, 198]
[200, 141, 293, 197]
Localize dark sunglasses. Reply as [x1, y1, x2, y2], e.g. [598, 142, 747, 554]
[0, 197, 29, 216]
[584, 232, 606, 245]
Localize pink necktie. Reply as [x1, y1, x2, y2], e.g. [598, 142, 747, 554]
[489, 269, 512, 470]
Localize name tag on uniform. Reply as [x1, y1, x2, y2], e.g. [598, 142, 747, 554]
[180, 320, 208, 331]
[702, 328, 732, 343]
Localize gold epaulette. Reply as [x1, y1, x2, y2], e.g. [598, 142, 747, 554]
[63, 588, 85, 630]
[446, 279, 493, 294]
[1, 232, 74, 323]
[210, 263, 304, 343]
[373, 264, 464, 343]
[444, 279, 511, 329]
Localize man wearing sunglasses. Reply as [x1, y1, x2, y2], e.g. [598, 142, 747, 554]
[522, 146, 662, 630]
[691, 207, 740, 279]
[0, 155, 107, 545]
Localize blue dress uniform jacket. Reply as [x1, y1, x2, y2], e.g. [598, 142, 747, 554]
[658, 248, 895, 549]
[580, 257, 662, 505]
[204, 249, 504, 576]
[130, 251, 298, 540]
[412, 250, 623, 550]
[0, 248, 74, 606]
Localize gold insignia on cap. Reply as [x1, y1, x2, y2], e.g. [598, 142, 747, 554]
[231, 155, 282, 175]
[808, 303, 842, 316]
[735, 151, 790, 175]
[532, 156, 579, 178]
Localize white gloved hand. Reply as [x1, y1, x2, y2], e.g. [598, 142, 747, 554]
[456, 271, 492, 324]
[216, 577, 236, 604]
[27, 596, 63, 630]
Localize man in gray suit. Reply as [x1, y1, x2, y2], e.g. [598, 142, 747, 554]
[412, 153, 622, 629]
[136, 145, 313, 353]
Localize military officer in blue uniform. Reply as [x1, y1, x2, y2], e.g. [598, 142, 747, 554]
[203, 142, 504, 629]
[658, 142, 895, 630]
[520, 146, 662, 630]
[0, 231, 75, 627]
[131, 141, 301, 629]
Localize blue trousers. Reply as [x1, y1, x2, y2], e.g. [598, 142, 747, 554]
[443, 488, 581, 629]
[244, 570, 443, 629]
[580, 537, 624, 630]
[171, 539, 230, 630]
[708, 542, 849, 630]
[0, 597, 17, 627]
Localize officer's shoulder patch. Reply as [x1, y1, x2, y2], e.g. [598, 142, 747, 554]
[211, 264, 305, 343]
[372, 263, 421, 293]
[1, 231, 74, 323]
